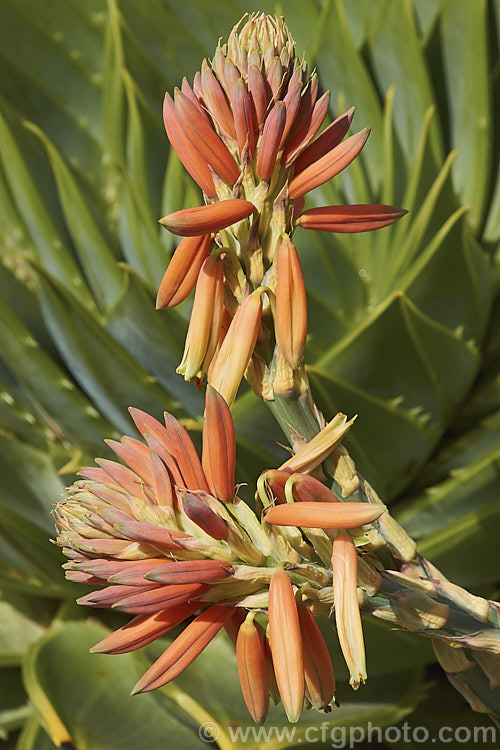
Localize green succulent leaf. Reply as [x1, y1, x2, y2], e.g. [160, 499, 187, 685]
[23, 619, 206, 750]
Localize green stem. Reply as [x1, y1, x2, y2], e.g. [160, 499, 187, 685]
[267, 385, 321, 444]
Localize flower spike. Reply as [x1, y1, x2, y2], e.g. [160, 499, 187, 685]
[177, 254, 224, 382]
[332, 534, 366, 689]
[54, 14, 425, 729]
[209, 289, 263, 407]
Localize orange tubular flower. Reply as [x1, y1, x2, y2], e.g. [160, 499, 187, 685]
[275, 236, 307, 369]
[297, 600, 336, 711]
[162, 92, 217, 198]
[236, 614, 270, 724]
[202, 386, 236, 503]
[156, 234, 213, 310]
[296, 205, 409, 234]
[256, 101, 287, 180]
[268, 568, 304, 723]
[132, 605, 236, 694]
[288, 128, 371, 200]
[159, 199, 256, 237]
[279, 412, 356, 474]
[264, 501, 386, 529]
[293, 108, 355, 173]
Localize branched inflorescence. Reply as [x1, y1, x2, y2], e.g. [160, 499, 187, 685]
[54, 13, 500, 726]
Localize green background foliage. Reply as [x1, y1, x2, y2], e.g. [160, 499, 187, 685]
[0, 0, 499, 746]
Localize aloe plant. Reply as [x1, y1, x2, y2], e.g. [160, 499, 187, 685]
[0, 1, 499, 747]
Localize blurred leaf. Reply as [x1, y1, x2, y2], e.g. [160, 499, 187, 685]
[0, 506, 65, 596]
[0, 0, 104, 176]
[0, 435, 63, 533]
[25, 121, 125, 312]
[310, 290, 479, 498]
[0, 667, 29, 739]
[0, 100, 95, 310]
[36, 269, 183, 434]
[368, 0, 443, 170]
[396, 444, 500, 539]
[23, 619, 205, 749]
[418, 500, 500, 587]
[0, 293, 115, 454]
[439, 0, 492, 231]
[16, 716, 54, 750]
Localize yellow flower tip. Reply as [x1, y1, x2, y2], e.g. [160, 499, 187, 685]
[236, 616, 270, 724]
[177, 254, 224, 382]
[332, 534, 367, 689]
[202, 386, 236, 503]
[275, 237, 307, 369]
[268, 568, 304, 723]
[264, 501, 386, 529]
[159, 199, 256, 237]
[279, 413, 356, 474]
[156, 234, 213, 310]
[144, 559, 233, 585]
